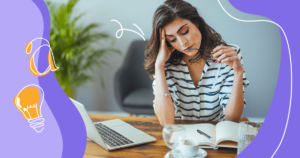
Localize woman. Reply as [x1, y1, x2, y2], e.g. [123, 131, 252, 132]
[144, 0, 249, 126]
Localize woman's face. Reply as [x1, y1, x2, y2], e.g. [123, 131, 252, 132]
[164, 18, 202, 58]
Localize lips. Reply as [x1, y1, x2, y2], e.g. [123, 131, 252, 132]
[184, 44, 194, 51]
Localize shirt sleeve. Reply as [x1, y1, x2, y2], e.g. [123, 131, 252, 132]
[218, 45, 250, 120]
[152, 70, 180, 115]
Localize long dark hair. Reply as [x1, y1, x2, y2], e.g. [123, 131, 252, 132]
[144, 0, 227, 79]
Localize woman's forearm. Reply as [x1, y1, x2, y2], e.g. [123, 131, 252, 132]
[154, 65, 175, 126]
[224, 69, 245, 122]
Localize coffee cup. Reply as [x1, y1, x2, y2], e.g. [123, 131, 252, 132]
[180, 139, 200, 157]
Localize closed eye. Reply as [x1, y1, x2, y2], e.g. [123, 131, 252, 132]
[169, 29, 189, 43]
[170, 38, 176, 42]
[182, 29, 189, 35]
[165, 24, 189, 43]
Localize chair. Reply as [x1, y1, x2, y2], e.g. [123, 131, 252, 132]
[114, 40, 155, 115]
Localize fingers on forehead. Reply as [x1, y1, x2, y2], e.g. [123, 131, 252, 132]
[159, 28, 165, 38]
[159, 28, 162, 37]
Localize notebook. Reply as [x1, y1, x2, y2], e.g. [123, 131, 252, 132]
[178, 121, 240, 149]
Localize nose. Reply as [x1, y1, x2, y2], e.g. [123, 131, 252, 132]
[178, 37, 188, 50]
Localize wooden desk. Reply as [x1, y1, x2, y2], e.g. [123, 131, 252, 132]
[84, 114, 237, 158]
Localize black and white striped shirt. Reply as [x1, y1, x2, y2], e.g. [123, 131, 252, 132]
[152, 44, 249, 121]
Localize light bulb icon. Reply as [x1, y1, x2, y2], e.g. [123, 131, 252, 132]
[14, 84, 45, 133]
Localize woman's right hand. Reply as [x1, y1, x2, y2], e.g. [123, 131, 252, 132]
[155, 28, 175, 69]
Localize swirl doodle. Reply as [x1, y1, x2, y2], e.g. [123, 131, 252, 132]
[111, 19, 145, 41]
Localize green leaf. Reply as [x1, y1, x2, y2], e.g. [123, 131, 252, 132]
[46, 0, 120, 99]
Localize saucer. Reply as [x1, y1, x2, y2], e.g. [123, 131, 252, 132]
[164, 146, 207, 158]
[181, 148, 207, 158]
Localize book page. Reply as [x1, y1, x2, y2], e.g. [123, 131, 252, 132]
[178, 124, 215, 147]
[217, 141, 237, 148]
[215, 121, 239, 146]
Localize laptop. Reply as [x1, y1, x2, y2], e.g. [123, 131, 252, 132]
[70, 98, 156, 151]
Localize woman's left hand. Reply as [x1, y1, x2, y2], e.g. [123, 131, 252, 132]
[212, 45, 244, 72]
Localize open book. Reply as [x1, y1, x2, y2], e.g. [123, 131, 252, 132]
[178, 121, 239, 149]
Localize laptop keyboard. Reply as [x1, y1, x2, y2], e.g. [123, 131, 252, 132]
[94, 123, 134, 147]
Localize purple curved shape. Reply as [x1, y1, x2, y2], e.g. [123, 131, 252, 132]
[228, 0, 298, 157]
[1, 0, 63, 157]
[32, 0, 87, 158]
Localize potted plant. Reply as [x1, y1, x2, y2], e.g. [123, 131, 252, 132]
[46, 0, 120, 98]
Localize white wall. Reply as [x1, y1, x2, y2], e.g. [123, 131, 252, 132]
[48, 0, 281, 118]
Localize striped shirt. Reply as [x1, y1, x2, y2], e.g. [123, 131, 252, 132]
[152, 44, 249, 121]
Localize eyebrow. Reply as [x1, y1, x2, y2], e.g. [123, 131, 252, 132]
[165, 24, 188, 37]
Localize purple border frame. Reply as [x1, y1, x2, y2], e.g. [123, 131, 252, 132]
[33, 0, 87, 158]
[16, 0, 298, 157]
[228, 0, 299, 157]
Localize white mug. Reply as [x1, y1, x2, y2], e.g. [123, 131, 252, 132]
[180, 139, 200, 157]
